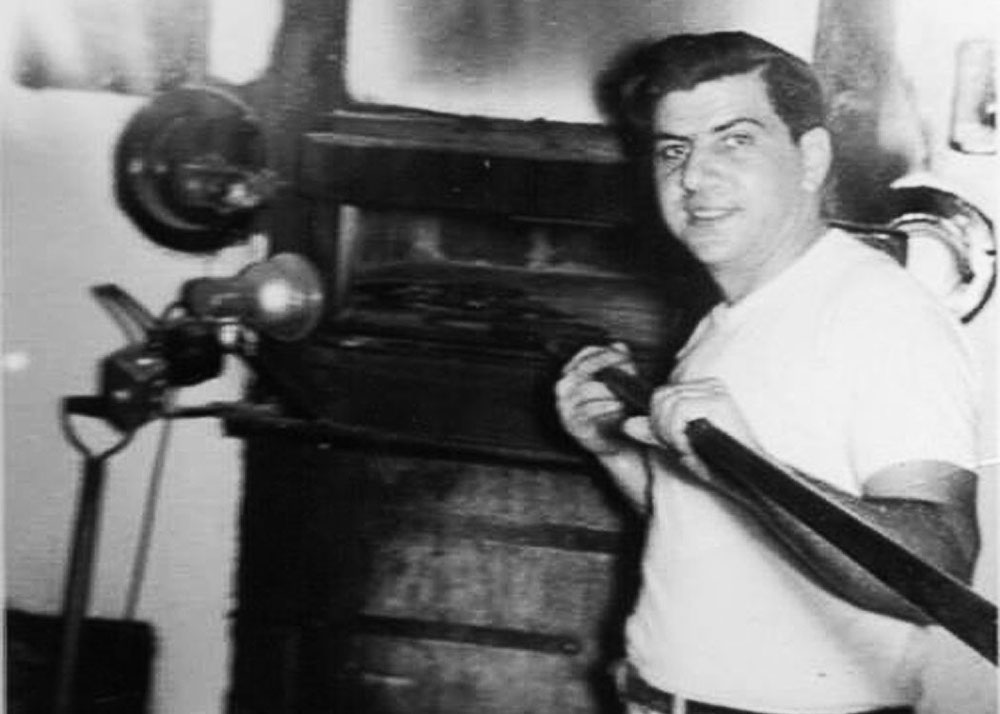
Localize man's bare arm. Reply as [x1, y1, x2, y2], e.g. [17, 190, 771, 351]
[736, 459, 980, 623]
[620, 375, 980, 623]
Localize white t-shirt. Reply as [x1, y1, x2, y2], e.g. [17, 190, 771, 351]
[625, 229, 979, 714]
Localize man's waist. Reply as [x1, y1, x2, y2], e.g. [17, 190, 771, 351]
[620, 663, 913, 714]
[625, 543, 921, 708]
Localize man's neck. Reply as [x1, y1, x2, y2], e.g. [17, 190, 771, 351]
[713, 214, 827, 305]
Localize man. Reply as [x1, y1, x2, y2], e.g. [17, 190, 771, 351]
[555, 32, 980, 714]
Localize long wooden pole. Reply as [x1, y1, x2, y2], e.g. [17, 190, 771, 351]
[593, 366, 998, 665]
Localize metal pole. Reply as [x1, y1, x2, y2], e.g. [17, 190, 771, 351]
[53, 397, 135, 714]
[52, 455, 110, 714]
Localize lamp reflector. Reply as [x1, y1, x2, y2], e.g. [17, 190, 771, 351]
[182, 253, 324, 340]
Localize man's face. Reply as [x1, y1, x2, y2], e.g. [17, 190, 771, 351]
[651, 70, 822, 278]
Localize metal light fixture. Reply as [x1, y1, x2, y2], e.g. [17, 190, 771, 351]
[181, 253, 325, 342]
[55, 85, 319, 714]
[114, 85, 279, 253]
[884, 184, 995, 323]
[81, 253, 324, 433]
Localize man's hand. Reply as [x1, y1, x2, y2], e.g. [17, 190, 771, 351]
[622, 377, 761, 482]
[555, 343, 638, 457]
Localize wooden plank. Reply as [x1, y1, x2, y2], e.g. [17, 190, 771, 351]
[299, 133, 636, 224]
[314, 111, 624, 162]
[235, 441, 640, 713]
[342, 637, 600, 714]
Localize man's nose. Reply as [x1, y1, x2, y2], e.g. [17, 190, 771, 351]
[680, 146, 719, 193]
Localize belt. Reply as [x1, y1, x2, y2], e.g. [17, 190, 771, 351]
[621, 665, 914, 714]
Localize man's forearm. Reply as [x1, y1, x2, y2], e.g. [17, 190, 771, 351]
[740, 468, 979, 623]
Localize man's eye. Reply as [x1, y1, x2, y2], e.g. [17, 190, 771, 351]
[723, 132, 754, 148]
[656, 144, 688, 166]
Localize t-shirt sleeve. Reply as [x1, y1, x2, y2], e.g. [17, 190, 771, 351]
[830, 275, 979, 483]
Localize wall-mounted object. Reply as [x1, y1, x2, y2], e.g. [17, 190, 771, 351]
[950, 39, 996, 155]
[885, 184, 995, 322]
[114, 85, 278, 254]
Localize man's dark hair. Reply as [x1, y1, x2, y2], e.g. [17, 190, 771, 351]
[612, 31, 827, 141]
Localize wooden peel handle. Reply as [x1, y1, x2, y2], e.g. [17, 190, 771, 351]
[592, 365, 998, 665]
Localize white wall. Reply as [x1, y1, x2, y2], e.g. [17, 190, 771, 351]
[2, 80, 257, 713]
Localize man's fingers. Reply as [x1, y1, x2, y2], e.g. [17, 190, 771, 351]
[556, 374, 617, 404]
[562, 342, 635, 376]
[650, 378, 725, 403]
[622, 416, 659, 446]
[576, 399, 626, 425]
[648, 379, 730, 453]
[562, 346, 608, 374]
[556, 375, 625, 423]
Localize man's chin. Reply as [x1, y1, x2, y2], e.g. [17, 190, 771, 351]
[679, 226, 736, 263]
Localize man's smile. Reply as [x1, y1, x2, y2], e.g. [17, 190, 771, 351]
[685, 205, 740, 224]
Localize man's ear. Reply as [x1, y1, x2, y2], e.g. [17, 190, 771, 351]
[798, 127, 832, 193]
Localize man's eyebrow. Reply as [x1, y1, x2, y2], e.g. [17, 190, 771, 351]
[650, 131, 689, 143]
[712, 117, 766, 134]
[651, 117, 766, 142]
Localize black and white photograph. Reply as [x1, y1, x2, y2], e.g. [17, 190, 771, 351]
[3, 1, 997, 713]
